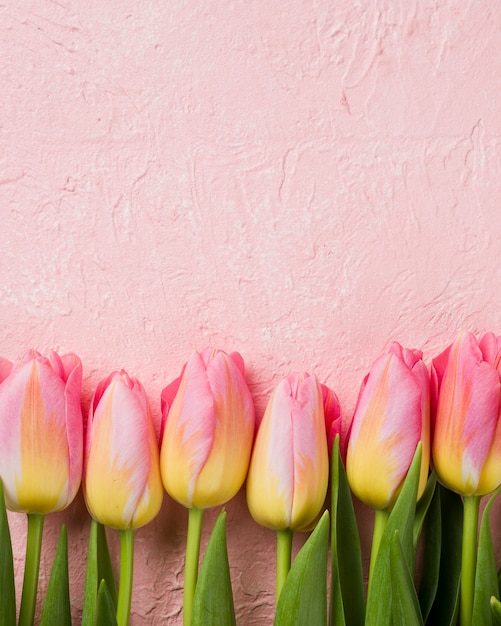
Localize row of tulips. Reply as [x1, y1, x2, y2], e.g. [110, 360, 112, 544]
[0, 332, 501, 625]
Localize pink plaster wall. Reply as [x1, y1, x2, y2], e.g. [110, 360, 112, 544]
[2, 0, 501, 623]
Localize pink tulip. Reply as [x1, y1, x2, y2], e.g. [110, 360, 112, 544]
[84, 370, 163, 529]
[160, 348, 255, 509]
[346, 342, 430, 509]
[246, 372, 331, 531]
[0, 350, 83, 514]
[432, 331, 501, 496]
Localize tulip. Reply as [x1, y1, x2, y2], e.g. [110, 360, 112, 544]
[431, 331, 501, 626]
[345, 342, 430, 594]
[431, 331, 501, 497]
[84, 370, 163, 626]
[159, 348, 255, 626]
[0, 349, 83, 626]
[246, 372, 332, 602]
[160, 348, 255, 509]
[0, 350, 83, 514]
[84, 370, 163, 530]
[246, 372, 331, 531]
[346, 342, 430, 511]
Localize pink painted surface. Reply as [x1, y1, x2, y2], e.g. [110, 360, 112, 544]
[2, 0, 501, 623]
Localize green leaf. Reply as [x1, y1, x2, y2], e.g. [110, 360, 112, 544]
[472, 486, 501, 625]
[95, 580, 118, 626]
[365, 444, 422, 626]
[192, 510, 236, 626]
[40, 525, 72, 626]
[390, 530, 424, 626]
[82, 521, 117, 626]
[329, 436, 364, 626]
[417, 480, 442, 622]
[0, 480, 15, 626]
[425, 485, 462, 626]
[97, 523, 117, 608]
[413, 471, 437, 548]
[274, 510, 329, 626]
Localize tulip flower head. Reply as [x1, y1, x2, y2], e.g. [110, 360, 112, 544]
[346, 342, 430, 510]
[246, 372, 331, 531]
[84, 370, 163, 529]
[0, 349, 83, 514]
[160, 348, 255, 509]
[432, 331, 501, 496]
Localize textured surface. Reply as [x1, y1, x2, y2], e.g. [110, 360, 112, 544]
[2, 0, 501, 623]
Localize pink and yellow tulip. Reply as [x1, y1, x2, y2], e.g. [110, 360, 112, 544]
[0, 349, 83, 514]
[246, 372, 332, 532]
[346, 342, 430, 510]
[84, 370, 163, 529]
[160, 348, 255, 509]
[431, 331, 501, 496]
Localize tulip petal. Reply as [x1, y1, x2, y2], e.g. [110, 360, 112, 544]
[0, 358, 12, 384]
[247, 373, 328, 531]
[347, 352, 423, 509]
[0, 360, 70, 512]
[433, 333, 501, 495]
[85, 375, 162, 529]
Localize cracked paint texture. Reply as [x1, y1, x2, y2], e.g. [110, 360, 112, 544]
[1, 0, 501, 623]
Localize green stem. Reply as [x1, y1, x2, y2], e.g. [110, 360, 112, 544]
[276, 528, 293, 605]
[19, 513, 45, 626]
[368, 508, 389, 595]
[184, 508, 204, 626]
[460, 495, 481, 626]
[116, 528, 135, 626]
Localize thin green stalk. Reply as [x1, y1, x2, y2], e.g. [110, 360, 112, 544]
[116, 528, 135, 626]
[19, 513, 45, 626]
[184, 508, 204, 626]
[368, 508, 389, 594]
[276, 528, 293, 605]
[460, 495, 481, 626]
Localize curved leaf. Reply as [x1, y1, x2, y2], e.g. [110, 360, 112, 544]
[274, 511, 329, 626]
[391, 530, 424, 626]
[192, 510, 236, 626]
[330, 435, 364, 626]
[417, 481, 441, 621]
[82, 520, 117, 626]
[366, 444, 422, 626]
[425, 485, 462, 626]
[40, 525, 71, 626]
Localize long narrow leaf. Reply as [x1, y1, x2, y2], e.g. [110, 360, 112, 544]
[40, 525, 72, 626]
[425, 485, 462, 626]
[330, 436, 364, 626]
[0, 480, 15, 626]
[472, 486, 501, 625]
[82, 519, 99, 626]
[365, 444, 422, 626]
[274, 510, 329, 626]
[413, 471, 437, 547]
[390, 530, 424, 626]
[417, 481, 442, 621]
[82, 520, 117, 626]
[97, 523, 117, 608]
[192, 510, 236, 626]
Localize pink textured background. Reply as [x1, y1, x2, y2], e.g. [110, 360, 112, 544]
[2, 0, 501, 623]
